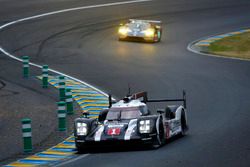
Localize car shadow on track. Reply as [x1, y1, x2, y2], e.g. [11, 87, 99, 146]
[76, 135, 186, 154]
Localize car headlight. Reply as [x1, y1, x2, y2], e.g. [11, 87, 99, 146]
[76, 122, 88, 136]
[139, 120, 151, 134]
[118, 27, 131, 35]
[143, 28, 155, 37]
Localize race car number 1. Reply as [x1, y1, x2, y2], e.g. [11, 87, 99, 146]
[107, 128, 121, 135]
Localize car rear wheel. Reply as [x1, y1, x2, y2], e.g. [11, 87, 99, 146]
[157, 30, 161, 42]
[153, 34, 158, 42]
[180, 110, 188, 136]
[153, 30, 161, 42]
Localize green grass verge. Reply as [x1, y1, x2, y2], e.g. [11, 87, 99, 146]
[208, 31, 250, 60]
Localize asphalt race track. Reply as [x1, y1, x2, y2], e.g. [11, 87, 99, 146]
[1, 0, 250, 166]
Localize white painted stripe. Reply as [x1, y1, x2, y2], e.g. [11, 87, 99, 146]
[0, 0, 156, 161]
[43, 74, 49, 77]
[0, 0, 151, 100]
[187, 31, 250, 62]
[23, 64, 29, 67]
[0, 0, 151, 31]
[54, 154, 89, 167]
[94, 126, 104, 141]
[58, 106, 66, 110]
[59, 85, 65, 88]
[66, 99, 73, 102]
[0, 45, 113, 98]
[58, 113, 66, 118]
[23, 132, 32, 137]
[22, 124, 31, 129]
[188, 44, 250, 61]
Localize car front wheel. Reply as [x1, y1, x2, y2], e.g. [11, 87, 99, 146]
[151, 120, 165, 148]
[75, 142, 88, 153]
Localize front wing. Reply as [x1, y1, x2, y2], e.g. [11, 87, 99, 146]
[75, 133, 157, 148]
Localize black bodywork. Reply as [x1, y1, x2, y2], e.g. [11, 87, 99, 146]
[74, 91, 187, 152]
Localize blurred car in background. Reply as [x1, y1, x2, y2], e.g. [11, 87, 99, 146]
[118, 19, 162, 42]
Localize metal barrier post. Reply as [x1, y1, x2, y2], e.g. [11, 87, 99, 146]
[58, 76, 66, 101]
[66, 88, 74, 115]
[57, 101, 66, 131]
[22, 56, 29, 78]
[22, 118, 32, 152]
[42, 65, 49, 88]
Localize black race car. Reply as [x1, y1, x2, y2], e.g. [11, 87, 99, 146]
[74, 91, 188, 152]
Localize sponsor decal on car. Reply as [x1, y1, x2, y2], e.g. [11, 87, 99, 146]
[107, 128, 121, 135]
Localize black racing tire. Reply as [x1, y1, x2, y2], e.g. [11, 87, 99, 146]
[98, 109, 109, 122]
[151, 119, 166, 149]
[153, 32, 159, 43]
[180, 110, 188, 136]
[157, 30, 162, 42]
[75, 142, 88, 154]
[154, 29, 162, 43]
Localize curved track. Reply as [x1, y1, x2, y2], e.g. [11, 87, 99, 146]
[1, 0, 250, 166]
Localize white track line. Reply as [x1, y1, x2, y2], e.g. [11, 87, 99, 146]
[0, 1, 152, 165]
[0, 0, 152, 97]
[187, 36, 250, 62]
[54, 154, 90, 167]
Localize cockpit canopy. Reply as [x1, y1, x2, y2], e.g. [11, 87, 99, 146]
[106, 106, 149, 120]
[127, 22, 151, 31]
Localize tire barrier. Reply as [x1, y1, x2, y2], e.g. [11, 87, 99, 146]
[22, 118, 32, 153]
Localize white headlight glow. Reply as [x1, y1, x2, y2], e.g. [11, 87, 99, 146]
[118, 27, 131, 35]
[76, 122, 88, 136]
[143, 28, 155, 37]
[139, 120, 151, 134]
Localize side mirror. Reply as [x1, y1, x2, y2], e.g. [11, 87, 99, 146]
[98, 109, 109, 122]
[157, 109, 164, 114]
[108, 94, 117, 108]
[82, 111, 89, 118]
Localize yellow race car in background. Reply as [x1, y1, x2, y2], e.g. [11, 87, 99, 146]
[118, 19, 162, 42]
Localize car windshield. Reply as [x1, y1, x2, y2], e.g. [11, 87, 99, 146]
[106, 107, 142, 120]
[128, 22, 151, 30]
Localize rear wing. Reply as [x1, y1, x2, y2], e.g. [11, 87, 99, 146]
[132, 90, 187, 109]
[129, 19, 162, 25]
[108, 90, 187, 109]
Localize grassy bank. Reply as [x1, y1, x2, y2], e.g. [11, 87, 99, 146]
[208, 31, 250, 60]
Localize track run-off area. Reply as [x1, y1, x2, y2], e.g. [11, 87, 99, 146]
[0, 0, 250, 167]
